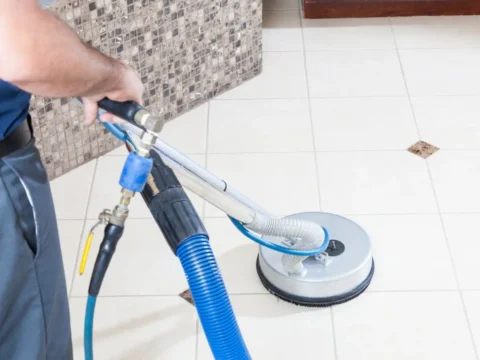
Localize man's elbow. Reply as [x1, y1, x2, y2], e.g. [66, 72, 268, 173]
[0, 42, 41, 86]
[0, 58, 36, 86]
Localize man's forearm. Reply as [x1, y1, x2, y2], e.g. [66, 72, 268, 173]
[0, 1, 123, 98]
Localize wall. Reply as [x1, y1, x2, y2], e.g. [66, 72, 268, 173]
[32, 0, 262, 179]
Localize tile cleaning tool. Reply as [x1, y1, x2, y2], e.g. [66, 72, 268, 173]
[77, 99, 374, 359]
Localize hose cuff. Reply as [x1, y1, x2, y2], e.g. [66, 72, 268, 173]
[141, 150, 207, 254]
[88, 223, 124, 296]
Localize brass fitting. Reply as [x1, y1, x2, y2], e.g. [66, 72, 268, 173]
[109, 188, 135, 226]
[146, 174, 160, 196]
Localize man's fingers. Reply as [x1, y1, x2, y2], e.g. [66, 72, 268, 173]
[99, 112, 114, 123]
[82, 99, 99, 125]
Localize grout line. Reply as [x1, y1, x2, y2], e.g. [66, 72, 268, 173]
[211, 94, 480, 101]
[104, 148, 480, 157]
[68, 288, 480, 299]
[300, 14, 322, 212]
[69, 293, 273, 299]
[195, 320, 200, 360]
[68, 158, 99, 297]
[69, 294, 187, 299]
[330, 307, 339, 360]
[301, 47, 480, 51]
[389, 18, 422, 141]
[367, 289, 460, 293]
[426, 163, 480, 360]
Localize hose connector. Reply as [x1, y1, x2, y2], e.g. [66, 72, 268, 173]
[88, 223, 124, 296]
[141, 150, 208, 254]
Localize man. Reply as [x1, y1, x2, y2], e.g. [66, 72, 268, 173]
[0, 0, 144, 358]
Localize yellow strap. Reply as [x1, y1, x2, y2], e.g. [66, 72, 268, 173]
[79, 232, 94, 275]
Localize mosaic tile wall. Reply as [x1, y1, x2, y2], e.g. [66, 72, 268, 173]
[31, 0, 263, 179]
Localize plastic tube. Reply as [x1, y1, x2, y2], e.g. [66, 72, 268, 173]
[84, 295, 97, 360]
[103, 122, 128, 142]
[177, 234, 251, 360]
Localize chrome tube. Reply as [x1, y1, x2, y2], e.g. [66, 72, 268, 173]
[158, 150, 256, 224]
[121, 122, 268, 224]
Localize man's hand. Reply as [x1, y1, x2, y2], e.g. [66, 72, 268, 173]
[0, 0, 144, 126]
[81, 62, 144, 125]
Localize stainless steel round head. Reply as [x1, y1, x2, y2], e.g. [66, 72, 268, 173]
[257, 212, 374, 307]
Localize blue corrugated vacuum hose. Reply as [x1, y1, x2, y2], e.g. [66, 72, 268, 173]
[177, 234, 251, 360]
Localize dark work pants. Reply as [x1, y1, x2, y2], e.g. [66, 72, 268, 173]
[0, 130, 73, 359]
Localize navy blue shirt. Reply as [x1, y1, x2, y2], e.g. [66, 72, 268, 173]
[0, 80, 31, 140]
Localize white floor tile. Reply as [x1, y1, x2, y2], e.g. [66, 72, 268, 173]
[197, 294, 336, 360]
[463, 291, 480, 355]
[71, 219, 189, 296]
[311, 97, 418, 151]
[218, 52, 308, 99]
[306, 50, 406, 97]
[264, 0, 299, 10]
[442, 214, 480, 290]
[334, 292, 477, 360]
[400, 49, 480, 96]
[205, 153, 320, 217]
[57, 220, 84, 294]
[303, 18, 395, 50]
[158, 104, 208, 154]
[51, 160, 97, 219]
[351, 214, 456, 291]
[87, 155, 204, 219]
[204, 218, 267, 294]
[391, 16, 480, 49]
[208, 99, 313, 153]
[263, 11, 303, 52]
[411, 96, 480, 149]
[428, 151, 480, 213]
[70, 296, 197, 360]
[317, 151, 437, 214]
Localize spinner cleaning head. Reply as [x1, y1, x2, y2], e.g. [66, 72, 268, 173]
[257, 212, 374, 307]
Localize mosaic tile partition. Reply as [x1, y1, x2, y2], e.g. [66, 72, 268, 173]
[31, 0, 263, 179]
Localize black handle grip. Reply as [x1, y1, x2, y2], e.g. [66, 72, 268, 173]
[97, 98, 145, 123]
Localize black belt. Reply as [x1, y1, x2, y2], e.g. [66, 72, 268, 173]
[0, 119, 32, 158]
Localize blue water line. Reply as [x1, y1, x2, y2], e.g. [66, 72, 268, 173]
[229, 216, 330, 256]
[84, 295, 97, 360]
[177, 234, 251, 360]
[102, 122, 129, 142]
